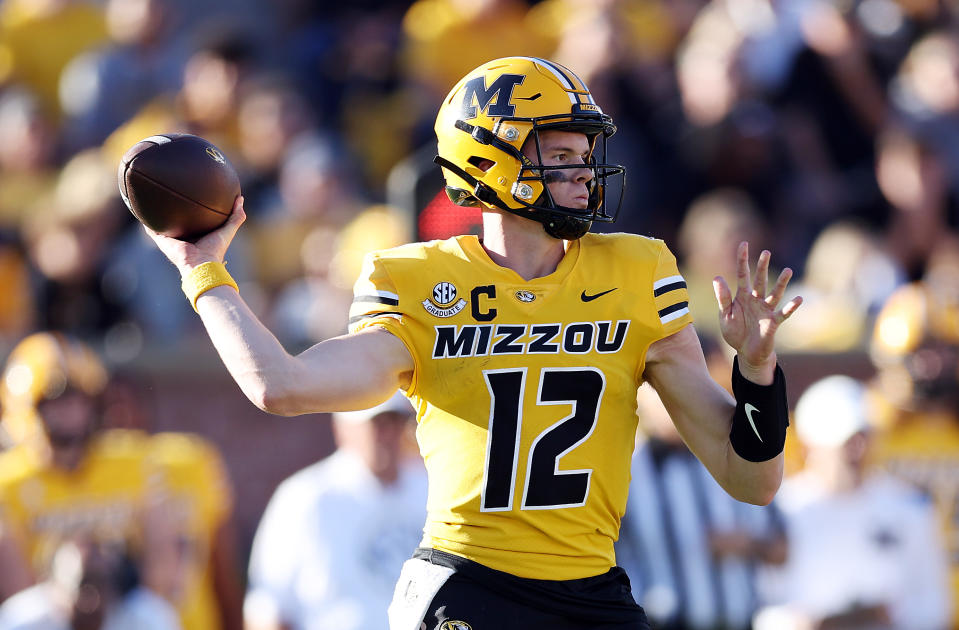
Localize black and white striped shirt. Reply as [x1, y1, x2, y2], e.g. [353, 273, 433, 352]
[617, 438, 786, 630]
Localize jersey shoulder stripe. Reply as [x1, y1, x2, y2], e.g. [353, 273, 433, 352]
[587, 233, 694, 333]
[653, 275, 687, 296]
[348, 238, 467, 334]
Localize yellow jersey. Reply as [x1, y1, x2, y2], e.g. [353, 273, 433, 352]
[0, 429, 232, 630]
[349, 233, 692, 579]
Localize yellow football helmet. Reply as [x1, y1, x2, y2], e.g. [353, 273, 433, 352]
[434, 57, 625, 240]
[871, 283, 959, 407]
[0, 332, 108, 446]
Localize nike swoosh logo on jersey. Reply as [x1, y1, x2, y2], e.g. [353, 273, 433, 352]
[744, 403, 764, 442]
[581, 288, 618, 302]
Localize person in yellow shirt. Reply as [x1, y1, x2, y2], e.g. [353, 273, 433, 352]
[143, 56, 802, 628]
[0, 331, 242, 630]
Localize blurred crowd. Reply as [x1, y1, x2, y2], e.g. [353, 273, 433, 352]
[1, 0, 959, 628]
[0, 0, 957, 357]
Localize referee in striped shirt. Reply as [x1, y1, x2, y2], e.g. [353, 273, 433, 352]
[617, 379, 787, 630]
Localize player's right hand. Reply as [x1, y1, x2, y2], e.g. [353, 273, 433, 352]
[144, 195, 246, 277]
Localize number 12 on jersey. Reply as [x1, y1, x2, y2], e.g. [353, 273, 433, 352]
[481, 367, 606, 512]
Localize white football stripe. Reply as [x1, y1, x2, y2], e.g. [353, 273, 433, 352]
[654, 275, 685, 290]
[660, 307, 690, 324]
[142, 135, 173, 145]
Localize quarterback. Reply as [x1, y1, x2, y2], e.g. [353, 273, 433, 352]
[146, 57, 802, 629]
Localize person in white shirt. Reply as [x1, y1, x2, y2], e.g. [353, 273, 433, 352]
[754, 375, 952, 630]
[243, 392, 427, 630]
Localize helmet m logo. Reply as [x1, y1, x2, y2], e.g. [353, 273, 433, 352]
[461, 73, 525, 119]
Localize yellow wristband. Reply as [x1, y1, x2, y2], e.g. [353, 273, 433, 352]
[181, 261, 239, 312]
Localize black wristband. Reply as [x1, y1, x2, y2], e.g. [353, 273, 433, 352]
[729, 356, 789, 462]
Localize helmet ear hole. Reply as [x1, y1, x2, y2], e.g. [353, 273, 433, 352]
[467, 156, 495, 172]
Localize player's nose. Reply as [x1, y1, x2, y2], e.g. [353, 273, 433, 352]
[572, 163, 593, 184]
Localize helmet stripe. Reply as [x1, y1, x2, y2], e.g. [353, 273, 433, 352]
[535, 58, 596, 105]
[516, 56, 577, 104]
[560, 66, 596, 105]
[534, 57, 577, 89]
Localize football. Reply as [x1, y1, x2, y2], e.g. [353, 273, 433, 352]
[117, 134, 240, 241]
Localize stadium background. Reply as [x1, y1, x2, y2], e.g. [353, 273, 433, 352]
[0, 0, 955, 592]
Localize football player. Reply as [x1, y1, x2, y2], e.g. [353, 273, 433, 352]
[145, 57, 802, 629]
[0, 332, 243, 630]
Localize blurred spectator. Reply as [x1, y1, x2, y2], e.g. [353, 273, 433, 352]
[875, 124, 956, 281]
[868, 243, 959, 628]
[775, 220, 903, 352]
[0, 332, 244, 630]
[269, 203, 411, 349]
[0, 0, 108, 121]
[328, 6, 413, 192]
[399, 0, 551, 103]
[0, 87, 60, 228]
[676, 188, 768, 342]
[267, 225, 352, 349]
[742, 0, 893, 255]
[889, 30, 959, 197]
[244, 392, 426, 630]
[242, 132, 357, 311]
[19, 149, 131, 339]
[618, 358, 787, 630]
[754, 375, 951, 630]
[0, 538, 182, 630]
[234, 73, 320, 213]
[59, 0, 187, 152]
[102, 21, 259, 166]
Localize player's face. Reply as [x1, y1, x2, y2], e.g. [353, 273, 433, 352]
[524, 130, 594, 210]
[36, 389, 98, 470]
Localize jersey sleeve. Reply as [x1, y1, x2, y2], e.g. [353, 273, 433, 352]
[652, 242, 693, 336]
[347, 252, 421, 392]
[347, 252, 404, 334]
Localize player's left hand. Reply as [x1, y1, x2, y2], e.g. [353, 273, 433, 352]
[712, 242, 802, 382]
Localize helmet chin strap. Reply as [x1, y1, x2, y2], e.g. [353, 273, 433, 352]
[539, 203, 591, 240]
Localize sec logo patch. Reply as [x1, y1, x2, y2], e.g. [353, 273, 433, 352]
[432, 282, 457, 305]
[423, 281, 466, 318]
[440, 621, 472, 630]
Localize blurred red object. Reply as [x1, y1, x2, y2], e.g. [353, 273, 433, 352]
[418, 189, 482, 240]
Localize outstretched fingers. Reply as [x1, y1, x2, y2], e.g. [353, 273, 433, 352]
[753, 249, 770, 298]
[764, 266, 793, 308]
[735, 241, 752, 297]
[779, 295, 803, 321]
[713, 276, 733, 312]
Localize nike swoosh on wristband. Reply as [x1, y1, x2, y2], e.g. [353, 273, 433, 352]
[581, 288, 618, 302]
[744, 403, 764, 442]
